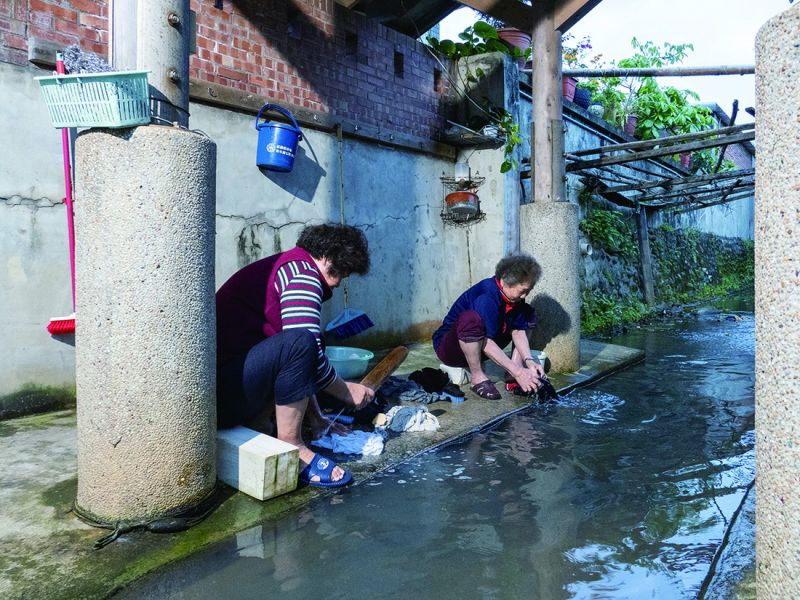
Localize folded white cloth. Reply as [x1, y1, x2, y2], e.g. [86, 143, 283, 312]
[312, 430, 385, 457]
[384, 405, 440, 432]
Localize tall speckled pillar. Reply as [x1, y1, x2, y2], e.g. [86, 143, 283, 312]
[74, 125, 217, 524]
[755, 5, 800, 597]
[520, 202, 581, 372]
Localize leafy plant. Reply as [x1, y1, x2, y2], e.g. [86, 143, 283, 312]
[562, 33, 593, 68]
[584, 38, 714, 138]
[579, 209, 638, 258]
[427, 21, 529, 173]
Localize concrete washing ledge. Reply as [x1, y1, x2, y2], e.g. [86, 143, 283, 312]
[0, 339, 643, 600]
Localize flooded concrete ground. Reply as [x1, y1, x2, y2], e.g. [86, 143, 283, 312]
[0, 339, 643, 599]
[118, 299, 755, 599]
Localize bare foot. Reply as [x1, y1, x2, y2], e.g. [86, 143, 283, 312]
[297, 445, 345, 482]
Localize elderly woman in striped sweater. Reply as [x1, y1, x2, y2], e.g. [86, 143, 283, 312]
[216, 224, 373, 488]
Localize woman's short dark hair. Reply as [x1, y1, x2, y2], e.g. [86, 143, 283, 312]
[297, 223, 370, 278]
[495, 253, 542, 287]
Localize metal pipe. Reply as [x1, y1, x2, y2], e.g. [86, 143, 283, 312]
[552, 65, 755, 78]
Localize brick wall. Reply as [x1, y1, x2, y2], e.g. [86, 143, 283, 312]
[0, 0, 108, 66]
[190, 0, 447, 139]
[1, 0, 447, 140]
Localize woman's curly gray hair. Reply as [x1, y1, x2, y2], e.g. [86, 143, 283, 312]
[495, 253, 542, 287]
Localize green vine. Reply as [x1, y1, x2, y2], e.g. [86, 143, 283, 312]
[427, 21, 529, 173]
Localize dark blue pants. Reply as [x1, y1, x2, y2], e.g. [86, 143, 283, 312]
[216, 329, 318, 429]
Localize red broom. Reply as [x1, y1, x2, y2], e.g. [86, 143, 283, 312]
[46, 52, 76, 337]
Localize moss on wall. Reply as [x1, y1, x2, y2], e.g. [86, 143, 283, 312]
[580, 217, 754, 335]
[0, 384, 76, 421]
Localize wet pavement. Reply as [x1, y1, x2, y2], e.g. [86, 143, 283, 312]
[0, 339, 643, 600]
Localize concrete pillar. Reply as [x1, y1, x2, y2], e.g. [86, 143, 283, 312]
[520, 202, 580, 372]
[636, 206, 655, 304]
[111, 0, 190, 127]
[754, 5, 800, 597]
[74, 125, 217, 524]
[522, 1, 580, 372]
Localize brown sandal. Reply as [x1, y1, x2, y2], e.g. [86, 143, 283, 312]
[470, 380, 501, 400]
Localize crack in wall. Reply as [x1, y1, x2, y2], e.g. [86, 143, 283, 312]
[1, 195, 63, 208]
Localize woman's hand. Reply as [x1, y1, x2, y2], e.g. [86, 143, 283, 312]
[306, 408, 350, 438]
[524, 358, 545, 379]
[345, 381, 375, 409]
[513, 367, 542, 393]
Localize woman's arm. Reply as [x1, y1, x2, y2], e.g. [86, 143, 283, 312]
[321, 377, 375, 410]
[511, 329, 545, 378]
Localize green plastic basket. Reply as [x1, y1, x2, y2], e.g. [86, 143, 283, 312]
[35, 70, 151, 129]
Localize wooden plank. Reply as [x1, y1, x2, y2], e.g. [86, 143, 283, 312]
[645, 188, 754, 209]
[636, 207, 655, 304]
[634, 179, 754, 202]
[602, 168, 755, 194]
[457, 0, 601, 33]
[188, 79, 456, 161]
[564, 64, 755, 78]
[457, 1, 533, 31]
[554, 0, 603, 33]
[216, 426, 299, 501]
[566, 131, 756, 172]
[570, 123, 754, 157]
[531, 0, 565, 202]
[667, 190, 754, 213]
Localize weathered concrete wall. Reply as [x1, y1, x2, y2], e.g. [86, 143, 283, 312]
[0, 63, 76, 397]
[754, 4, 800, 597]
[1, 59, 512, 397]
[190, 100, 509, 347]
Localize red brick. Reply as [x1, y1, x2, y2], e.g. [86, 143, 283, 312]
[30, 0, 78, 23]
[70, 0, 103, 14]
[0, 44, 27, 65]
[0, 17, 25, 35]
[29, 10, 53, 28]
[1, 31, 26, 51]
[55, 18, 83, 37]
[79, 13, 106, 30]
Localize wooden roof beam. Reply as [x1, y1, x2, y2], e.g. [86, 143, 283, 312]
[457, 0, 602, 33]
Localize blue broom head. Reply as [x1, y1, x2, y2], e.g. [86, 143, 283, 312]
[325, 308, 374, 338]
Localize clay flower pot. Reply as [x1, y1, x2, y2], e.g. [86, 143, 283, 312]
[562, 76, 577, 103]
[624, 114, 638, 137]
[497, 28, 531, 67]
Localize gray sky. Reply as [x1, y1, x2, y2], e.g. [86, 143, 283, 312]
[439, 0, 792, 123]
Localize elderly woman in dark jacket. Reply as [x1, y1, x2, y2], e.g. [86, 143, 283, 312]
[433, 253, 545, 399]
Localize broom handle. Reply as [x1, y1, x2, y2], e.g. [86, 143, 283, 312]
[359, 346, 409, 391]
[56, 54, 76, 312]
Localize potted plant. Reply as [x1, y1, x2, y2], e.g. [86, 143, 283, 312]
[427, 22, 526, 173]
[562, 33, 592, 103]
[573, 82, 594, 109]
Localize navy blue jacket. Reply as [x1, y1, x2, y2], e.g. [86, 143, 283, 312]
[433, 277, 536, 350]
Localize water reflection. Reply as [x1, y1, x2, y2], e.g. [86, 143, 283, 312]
[120, 305, 754, 600]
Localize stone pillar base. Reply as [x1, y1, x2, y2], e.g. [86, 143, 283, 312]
[520, 201, 580, 372]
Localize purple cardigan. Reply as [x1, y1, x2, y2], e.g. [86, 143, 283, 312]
[215, 246, 332, 363]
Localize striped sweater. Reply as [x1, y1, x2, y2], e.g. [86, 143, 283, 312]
[273, 258, 336, 388]
[216, 246, 336, 389]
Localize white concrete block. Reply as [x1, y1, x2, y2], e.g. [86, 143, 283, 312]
[216, 426, 299, 501]
[439, 363, 470, 385]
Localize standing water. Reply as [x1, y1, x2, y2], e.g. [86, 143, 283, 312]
[120, 300, 754, 599]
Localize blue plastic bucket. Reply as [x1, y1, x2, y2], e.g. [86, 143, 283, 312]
[255, 104, 303, 172]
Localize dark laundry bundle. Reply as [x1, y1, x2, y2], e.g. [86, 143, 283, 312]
[507, 377, 560, 402]
[409, 368, 465, 397]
